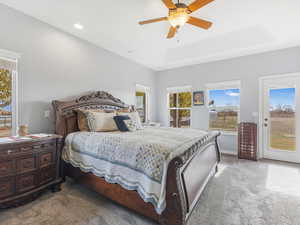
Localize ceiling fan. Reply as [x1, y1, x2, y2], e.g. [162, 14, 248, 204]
[139, 0, 214, 39]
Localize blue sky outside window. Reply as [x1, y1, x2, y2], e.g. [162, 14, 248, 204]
[209, 89, 240, 107]
[269, 88, 295, 110]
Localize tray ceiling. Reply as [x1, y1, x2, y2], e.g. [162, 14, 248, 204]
[1, 0, 300, 71]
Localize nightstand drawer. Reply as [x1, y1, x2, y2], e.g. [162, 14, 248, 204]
[0, 148, 21, 157]
[17, 155, 37, 173]
[16, 173, 38, 193]
[0, 177, 15, 199]
[39, 151, 55, 168]
[39, 166, 55, 185]
[33, 142, 56, 153]
[0, 160, 15, 177]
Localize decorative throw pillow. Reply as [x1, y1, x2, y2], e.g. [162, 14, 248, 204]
[82, 111, 118, 132]
[124, 119, 138, 132]
[75, 109, 104, 131]
[113, 115, 130, 132]
[117, 111, 143, 130]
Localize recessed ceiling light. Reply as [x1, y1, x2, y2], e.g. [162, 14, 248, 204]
[74, 23, 84, 30]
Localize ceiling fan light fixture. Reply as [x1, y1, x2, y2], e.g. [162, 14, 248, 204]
[168, 7, 189, 28]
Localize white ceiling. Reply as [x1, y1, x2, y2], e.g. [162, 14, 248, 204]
[1, 0, 300, 71]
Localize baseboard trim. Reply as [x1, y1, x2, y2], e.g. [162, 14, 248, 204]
[221, 149, 237, 156]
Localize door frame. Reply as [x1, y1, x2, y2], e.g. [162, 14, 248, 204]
[258, 72, 300, 161]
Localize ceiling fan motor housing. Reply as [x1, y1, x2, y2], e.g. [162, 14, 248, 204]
[168, 3, 190, 28]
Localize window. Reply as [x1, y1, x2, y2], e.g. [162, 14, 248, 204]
[0, 50, 18, 137]
[168, 86, 192, 128]
[136, 84, 150, 123]
[207, 81, 240, 132]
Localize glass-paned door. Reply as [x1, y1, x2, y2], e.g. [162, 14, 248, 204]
[262, 76, 300, 163]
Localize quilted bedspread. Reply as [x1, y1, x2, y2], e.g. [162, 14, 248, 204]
[63, 127, 215, 214]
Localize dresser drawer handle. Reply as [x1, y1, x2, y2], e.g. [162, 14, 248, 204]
[43, 157, 52, 163]
[7, 150, 13, 154]
[21, 147, 31, 151]
[0, 186, 6, 192]
[33, 145, 42, 149]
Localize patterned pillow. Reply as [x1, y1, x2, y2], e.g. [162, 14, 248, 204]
[75, 109, 104, 131]
[81, 110, 118, 132]
[117, 111, 143, 130]
[123, 119, 138, 132]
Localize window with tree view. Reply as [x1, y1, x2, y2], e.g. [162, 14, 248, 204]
[0, 57, 16, 137]
[169, 91, 191, 128]
[208, 88, 240, 132]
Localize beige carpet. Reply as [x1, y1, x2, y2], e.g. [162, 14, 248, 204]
[1, 155, 300, 225]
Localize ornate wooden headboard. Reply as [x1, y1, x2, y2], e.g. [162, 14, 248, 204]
[52, 91, 130, 137]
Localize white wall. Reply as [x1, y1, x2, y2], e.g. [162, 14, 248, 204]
[2, 3, 300, 155]
[0, 4, 156, 133]
[156, 47, 300, 154]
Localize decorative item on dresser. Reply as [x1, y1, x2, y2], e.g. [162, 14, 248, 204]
[238, 122, 258, 161]
[52, 91, 220, 225]
[0, 135, 64, 208]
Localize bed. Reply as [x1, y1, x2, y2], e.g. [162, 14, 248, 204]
[52, 91, 220, 225]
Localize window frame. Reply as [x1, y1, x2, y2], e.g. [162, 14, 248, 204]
[206, 81, 241, 135]
[0, 49, 20, 136]
[167, 86, 192, 128]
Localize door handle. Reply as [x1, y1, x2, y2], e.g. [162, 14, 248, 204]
[264, 123, 268, 127]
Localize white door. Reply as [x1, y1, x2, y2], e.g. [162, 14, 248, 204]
[262, 75, 300, 163]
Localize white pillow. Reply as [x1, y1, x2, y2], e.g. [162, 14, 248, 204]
[83, 111, 118, 132]
[117, 111, 143, 130]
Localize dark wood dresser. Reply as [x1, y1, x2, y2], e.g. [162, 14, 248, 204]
[0, 135, 64, 208]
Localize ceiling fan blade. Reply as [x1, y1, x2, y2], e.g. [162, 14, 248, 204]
[161, 0, 176, 9]
[187, 16, 212, 29]
[167, 26, 177, 39]
[188, 0, 214, 13]
[139, 17, 167, 25]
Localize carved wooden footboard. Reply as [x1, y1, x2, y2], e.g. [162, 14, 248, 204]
[161, 133, 220, 225]
[53, 91, 220, 225]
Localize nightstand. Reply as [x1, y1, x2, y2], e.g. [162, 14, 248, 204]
[0, 134, 64, 208]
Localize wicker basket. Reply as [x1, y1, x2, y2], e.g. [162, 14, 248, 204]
[238, 122, 257, 161]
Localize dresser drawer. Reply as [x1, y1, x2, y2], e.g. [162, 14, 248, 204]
[39, 166, 56, 185]
[16, 173, 38, 193]
[0, 177, 15, 199]
[16, 155, 37, 173]
[33, 142, 56, 153]
[39, 151, 55, 168]
[0, 141, 56, 158]
[0, 160, 15, 177]
[0, 148, 21, 157]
